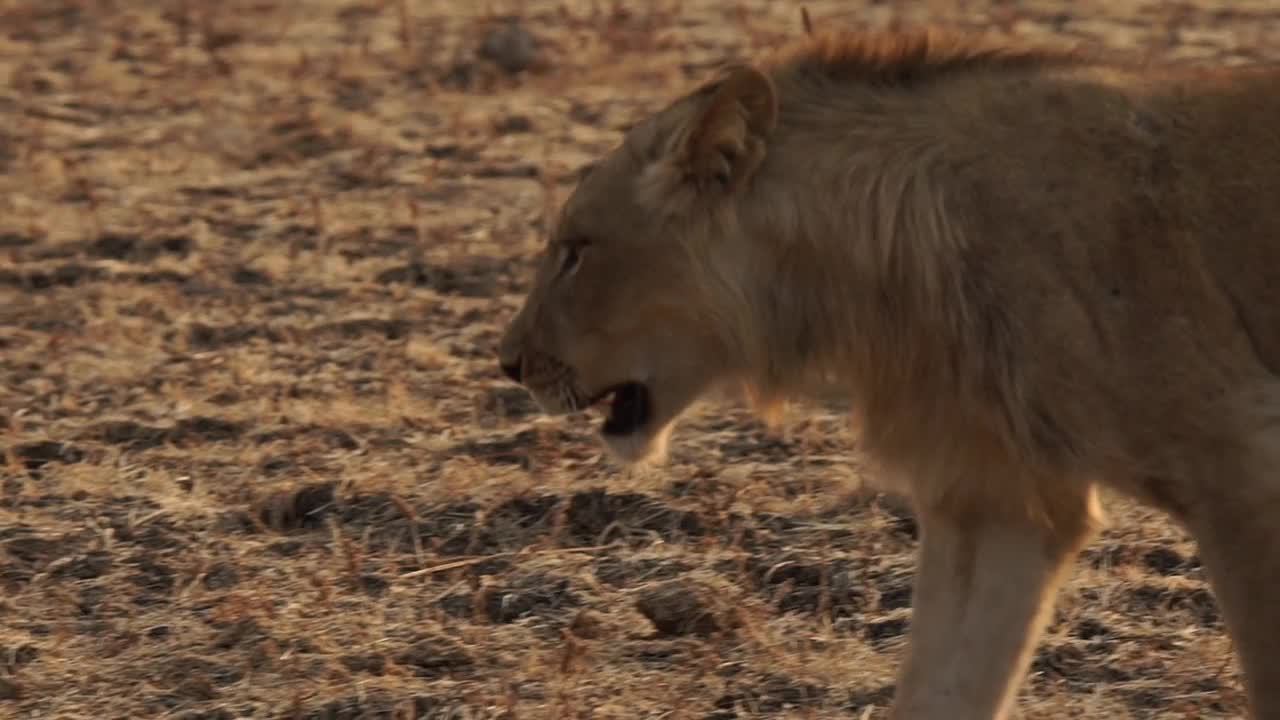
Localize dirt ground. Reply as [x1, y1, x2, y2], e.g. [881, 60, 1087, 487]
[2, 1, 1278, 718]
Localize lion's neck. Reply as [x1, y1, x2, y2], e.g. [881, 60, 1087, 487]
[733, 79, 978, 409]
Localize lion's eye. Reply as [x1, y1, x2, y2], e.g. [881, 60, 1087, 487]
[559, 240, 588, 278]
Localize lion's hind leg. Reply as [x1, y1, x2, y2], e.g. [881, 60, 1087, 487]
[887, 477, 1101, 720]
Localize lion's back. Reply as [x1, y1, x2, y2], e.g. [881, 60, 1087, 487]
[931, 63, 1280, 475]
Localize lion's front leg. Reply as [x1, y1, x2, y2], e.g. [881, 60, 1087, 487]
[887, 482, 1100, 720]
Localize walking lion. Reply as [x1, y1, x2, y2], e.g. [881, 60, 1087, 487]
[497, 27, 1280, 719]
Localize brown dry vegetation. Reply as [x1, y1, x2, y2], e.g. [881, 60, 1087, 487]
[1, 1, 1276, 718]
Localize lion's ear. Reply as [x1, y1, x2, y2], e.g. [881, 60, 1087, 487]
[678, 64, 778, 192]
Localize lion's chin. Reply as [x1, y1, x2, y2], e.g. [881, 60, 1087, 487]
[594, 381, 670, 464]
[599, 421, 673, 465]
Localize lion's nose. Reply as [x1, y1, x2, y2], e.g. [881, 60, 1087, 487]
[499, 356, 523, 384]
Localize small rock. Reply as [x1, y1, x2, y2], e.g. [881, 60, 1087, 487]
[85, 233, 139, 260]
[635, 580, 725, 637]
[493, 115, 533, 134]
[0, 233, 34, 249]
[253, 482, 335, 531]
[212, 618, 264, 650]
[394, 636, 473, 678]
[479, 17, 538, 74]
[3, 644, 38, 669]
[1075, 618, 1110, 640]
[10, 440, 86, 470]
[355, 573, 390, 597]
[1142, 546, 1193, 575]
[231, 267, 271, 285]
[865, 617, 909, 643]
[202, 562, 240, 590]
[568, 609, 605, 639]
[173, 676, 217, 701]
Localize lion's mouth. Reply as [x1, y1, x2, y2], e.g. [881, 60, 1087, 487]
[587, 382, 652, 437]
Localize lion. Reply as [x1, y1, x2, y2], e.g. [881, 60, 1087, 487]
[496, 26, 1280, 720]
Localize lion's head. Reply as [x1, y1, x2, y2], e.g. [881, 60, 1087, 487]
[496, 65, 780, 464]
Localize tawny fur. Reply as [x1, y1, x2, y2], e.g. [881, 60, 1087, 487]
[499, 27, 1280, 719]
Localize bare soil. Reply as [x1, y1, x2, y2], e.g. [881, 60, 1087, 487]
[1, 1, 1275, 718]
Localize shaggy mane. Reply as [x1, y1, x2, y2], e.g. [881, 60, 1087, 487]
[763, 28, 1088, 86]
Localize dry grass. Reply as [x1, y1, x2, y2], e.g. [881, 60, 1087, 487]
[0, 1, 1274, 718]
